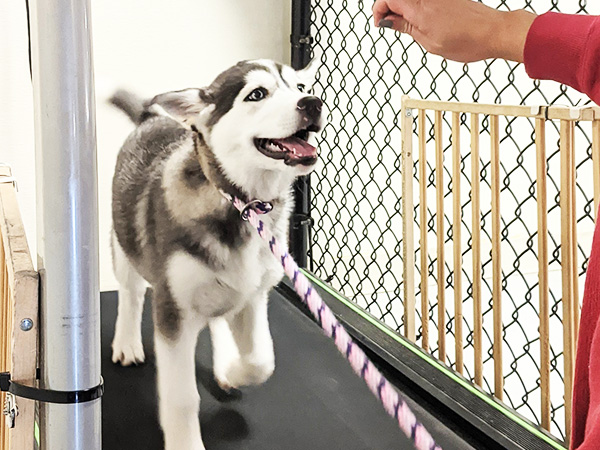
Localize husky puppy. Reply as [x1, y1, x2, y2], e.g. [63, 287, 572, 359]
[109, 59, 323, 449]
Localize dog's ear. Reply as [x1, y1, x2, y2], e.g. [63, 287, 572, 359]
[149, 88, 213, 128]
[296, 58, 319, 84]
[295, 59, 319, 94]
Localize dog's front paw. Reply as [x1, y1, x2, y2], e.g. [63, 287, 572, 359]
[215, 358, 275, 390]
[161, 415, 205, 450]
[112, 334, 145, 366]
[164, 436, 206, 450]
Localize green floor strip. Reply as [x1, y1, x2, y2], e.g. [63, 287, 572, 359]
[301, 270, 566, 450]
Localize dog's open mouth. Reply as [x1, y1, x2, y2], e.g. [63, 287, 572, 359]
[254, 128, 318, 166]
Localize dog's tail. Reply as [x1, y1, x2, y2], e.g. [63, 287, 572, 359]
[109, 89, 148, 125]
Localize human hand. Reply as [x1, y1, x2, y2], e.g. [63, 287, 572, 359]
[372, 0, 536, 63]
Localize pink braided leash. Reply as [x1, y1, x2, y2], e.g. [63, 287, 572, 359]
[228, 195, 442, 450]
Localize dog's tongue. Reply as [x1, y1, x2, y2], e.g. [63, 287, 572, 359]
[272, 137, 317, 159]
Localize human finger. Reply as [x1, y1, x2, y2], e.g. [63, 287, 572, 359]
[372, 0, 392, 26]
[374, 0, 419, 25]
[378, 13, 410, 33]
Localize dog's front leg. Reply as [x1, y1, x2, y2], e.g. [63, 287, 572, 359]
[154, 289, 205, 450]
[211, 292, 275, 390]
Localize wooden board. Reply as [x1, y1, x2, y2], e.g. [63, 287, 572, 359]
[0, 166, 38, 450]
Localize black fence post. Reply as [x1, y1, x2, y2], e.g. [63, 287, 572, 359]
[290, 0, 313, 269]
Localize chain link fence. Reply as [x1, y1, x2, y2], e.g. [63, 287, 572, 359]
[307, 0, 599, 441]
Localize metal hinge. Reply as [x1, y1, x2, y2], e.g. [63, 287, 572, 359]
[292, 213, 314, 229]
[2, 392, 18, 429]
[0, 162, 17, 190]
[290, 34, 314, 46]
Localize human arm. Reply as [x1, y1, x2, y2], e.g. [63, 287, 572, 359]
[372, 0, 536, 63]
[524, 12, 600, 104]
[372, 0, 600, 104]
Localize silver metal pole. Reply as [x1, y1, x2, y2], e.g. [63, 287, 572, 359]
[29, 0, 101, 447]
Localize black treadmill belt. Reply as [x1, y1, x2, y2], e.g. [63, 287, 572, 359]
[101, 291, 469, 450]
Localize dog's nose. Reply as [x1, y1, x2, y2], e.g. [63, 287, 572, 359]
[297, 96, 323, 120]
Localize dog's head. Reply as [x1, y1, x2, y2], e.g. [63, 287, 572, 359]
[150, 60, 323, 195]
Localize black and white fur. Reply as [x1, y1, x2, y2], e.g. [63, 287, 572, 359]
[110, 59, 322, 450]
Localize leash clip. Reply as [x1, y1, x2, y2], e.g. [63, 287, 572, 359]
[217, 189, 273, 221]
[239, 200, 273, 221]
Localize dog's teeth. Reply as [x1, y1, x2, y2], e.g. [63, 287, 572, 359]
[267, 142, 282, 152]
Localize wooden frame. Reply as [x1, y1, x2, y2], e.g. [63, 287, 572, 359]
[401, 97, 600, 439]
[401, 98, 416, 342]
[560, 119, 577, 441]
[0, 166, 39, 450]
[490, 114, 503, 400]
[471, 113, 483, 388]
[434, 110, 446, 363]
[535, 118, 551, 431]
[593, 118, 600, 219]
[452, 112, 464, 375]
[418, 109, 429, 352]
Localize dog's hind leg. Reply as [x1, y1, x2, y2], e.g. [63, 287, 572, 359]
[210, 292, 275, 390]
[154, 284, 206, 450]
[111, 232, 147, 365]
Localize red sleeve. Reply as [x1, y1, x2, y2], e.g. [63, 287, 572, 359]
[524, 12, 600, 104]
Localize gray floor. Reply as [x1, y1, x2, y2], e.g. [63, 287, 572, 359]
[101, 290, 474, 450]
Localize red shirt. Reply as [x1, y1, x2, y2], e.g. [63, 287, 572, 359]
[524, 12, 600, 450]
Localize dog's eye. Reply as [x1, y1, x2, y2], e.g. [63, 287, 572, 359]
[297, 84, 306, 93]
[245, 88, 268, 102]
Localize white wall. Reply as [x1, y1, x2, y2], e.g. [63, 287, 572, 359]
[0, 0, 36, 264]
[0, 0, 291, 291]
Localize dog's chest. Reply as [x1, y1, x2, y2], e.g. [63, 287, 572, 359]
[166, 216, 285, 317]
[217, 232, 281, 292]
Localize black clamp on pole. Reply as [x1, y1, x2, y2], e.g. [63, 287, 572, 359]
[0, 372, 104, 404]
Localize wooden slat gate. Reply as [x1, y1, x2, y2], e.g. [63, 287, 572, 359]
[401, 97, 600, 442]
[0, 166, 39, 450]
